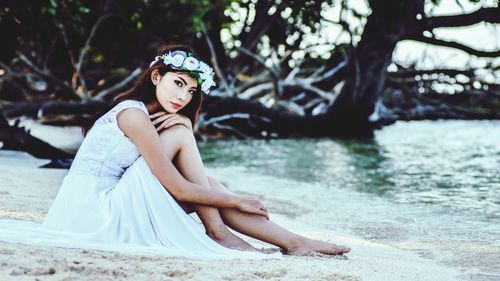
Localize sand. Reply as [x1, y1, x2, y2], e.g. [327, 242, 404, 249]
[0, 122, 460, 280]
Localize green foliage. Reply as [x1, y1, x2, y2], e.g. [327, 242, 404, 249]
[0, 0, 223, 71]
[1, 0, 496, 78]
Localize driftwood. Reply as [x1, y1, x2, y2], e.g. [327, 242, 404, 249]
[1, 100, 107, 120]
[0, 108, 74, 161]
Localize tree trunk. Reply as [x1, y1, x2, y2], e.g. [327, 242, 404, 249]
[201, 1, 423, 138]
[325, 0, 423, 136]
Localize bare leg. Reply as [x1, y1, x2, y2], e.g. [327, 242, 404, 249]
[158, 126, 256, 251]
[158, 126, 350, 255]
[207, 177, 351, 256]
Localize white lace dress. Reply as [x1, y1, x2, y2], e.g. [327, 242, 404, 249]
[0, 100, 280, 259]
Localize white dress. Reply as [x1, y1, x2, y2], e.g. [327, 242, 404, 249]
[0, 100, 280, 259]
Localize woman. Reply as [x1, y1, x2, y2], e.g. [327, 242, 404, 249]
[0, 44, 350, 258]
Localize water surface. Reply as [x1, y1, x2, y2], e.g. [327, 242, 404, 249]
[199, 120, 500, 281]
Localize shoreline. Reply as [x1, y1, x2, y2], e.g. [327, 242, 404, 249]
[0, 149, 460, 281]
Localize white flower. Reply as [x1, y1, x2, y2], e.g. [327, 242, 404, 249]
[199, 62, 212, 74]
[149, 56, 163, 67]
[201, 78, 216, 93]
[199, 71, 213, 81]
[171, 54, 185, 68]
[151, 51, 215, 94]
[163, 53, 174, 66]
[183, 57, 199, 71]
[198, 62, 214, 80]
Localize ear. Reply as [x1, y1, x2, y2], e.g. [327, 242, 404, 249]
[150, 69, 160, 85]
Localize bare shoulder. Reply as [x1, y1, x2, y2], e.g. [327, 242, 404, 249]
[117, 107, 148, 125]
[116, 107, 154, 139]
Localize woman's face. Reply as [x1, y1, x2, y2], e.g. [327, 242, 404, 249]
[152, 70, 197, 113]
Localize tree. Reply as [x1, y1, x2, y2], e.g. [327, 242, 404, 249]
[1, 0, 499, 143]
[200, 0, 499, 137]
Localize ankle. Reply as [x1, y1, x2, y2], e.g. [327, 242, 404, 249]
[206, 227, 231, 241]
[284, 236, 307, 252]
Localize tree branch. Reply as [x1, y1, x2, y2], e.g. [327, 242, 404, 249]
[94, 67, 142, 99]
[200, 21, 233, 96]
[424, 7, 500, 29]
[388, 68, 475, 78]
[408, 35, 500, 58]
[75, 14, 114, 97]
[238, 47, 282, 105]
[16, 53, 81, 99]
[57, 23, 78, 71]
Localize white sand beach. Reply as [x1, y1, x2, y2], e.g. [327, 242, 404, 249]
[0, 122, 461, 281]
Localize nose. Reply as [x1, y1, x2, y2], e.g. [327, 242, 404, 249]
[177, 89, 188, 101]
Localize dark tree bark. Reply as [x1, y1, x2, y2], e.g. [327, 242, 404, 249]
[201, 95, 336, 138]
[0, 108, 74, 160]
[1, 100, 106, 118]
[323, 1, 424, 136]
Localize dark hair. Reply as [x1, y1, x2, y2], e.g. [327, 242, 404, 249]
[82, 44, 204, 135]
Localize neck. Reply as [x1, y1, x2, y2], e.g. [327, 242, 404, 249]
[144, 101, 161, 114]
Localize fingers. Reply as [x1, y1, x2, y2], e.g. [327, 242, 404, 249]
[150, 113, 175, 126]
[259, 207, 269, 220]
[156, 117, 175, 131]
[156, 117, 189, 132]
[149, 111, 167, 118]
[262, 205, 269, 220]
[237, 196, 269, 219]
[149, 112, 192, 133]
[254, 207, 269, 220]
[253, 199, 269, 220]
[150, 114, 182, 130]
[244, 206, 268, 220]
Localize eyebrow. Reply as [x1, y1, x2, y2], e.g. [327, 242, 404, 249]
[176, 75, 197, 90]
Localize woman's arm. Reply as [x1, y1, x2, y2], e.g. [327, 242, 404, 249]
[117, 107, 268, 217]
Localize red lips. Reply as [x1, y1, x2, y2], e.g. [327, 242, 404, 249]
[171, 102, 182, 110]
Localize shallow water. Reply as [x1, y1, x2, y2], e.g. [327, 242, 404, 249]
[199, 120, 500, 281]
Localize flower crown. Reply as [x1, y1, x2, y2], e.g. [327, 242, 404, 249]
[149, 50, 216, 94]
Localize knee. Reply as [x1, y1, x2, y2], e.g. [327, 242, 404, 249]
[158, 125, 194, 144]
[159, 124, 192, 137]
[207, 176, 231, 193]
[207, 176, 218, 190]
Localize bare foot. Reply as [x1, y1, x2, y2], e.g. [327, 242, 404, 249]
[208, 231, 260, 252]
[285, 237, 350, 256]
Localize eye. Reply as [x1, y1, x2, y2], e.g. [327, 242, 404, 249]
[189, 89, 196, 95]
[175, 80, 183, 87]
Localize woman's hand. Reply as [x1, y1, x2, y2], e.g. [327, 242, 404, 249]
[150, 111, 193, 133]
[235, 196, 269, 220]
